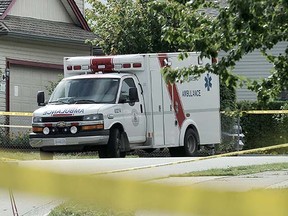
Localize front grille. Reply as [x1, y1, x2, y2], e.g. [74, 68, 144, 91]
[42, 116, 84, 122]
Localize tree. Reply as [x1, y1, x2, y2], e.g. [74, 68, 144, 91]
[85, 0, 236, 111]
[86, 0, 287, 102]
[156, 0, 288, 102]
[85, 0, 173, 54]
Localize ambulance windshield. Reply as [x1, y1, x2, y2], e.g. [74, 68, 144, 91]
[49, 78, 120, 104]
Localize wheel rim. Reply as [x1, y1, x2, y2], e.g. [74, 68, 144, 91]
[187, 134, 196, 153]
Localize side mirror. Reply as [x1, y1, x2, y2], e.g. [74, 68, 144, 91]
[37, 91, 45, 106]
[129, 87, 138, 102]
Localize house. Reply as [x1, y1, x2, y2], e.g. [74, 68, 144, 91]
[204, 0, 288, 101]
[232, 41, 288, 101]
[0, 0, 98, 113]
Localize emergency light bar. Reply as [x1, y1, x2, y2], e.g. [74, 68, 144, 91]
[64, 54, 217, 78]
[65, 55, 145, 77]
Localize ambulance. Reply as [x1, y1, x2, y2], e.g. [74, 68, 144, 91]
[29, 53, 221, 158]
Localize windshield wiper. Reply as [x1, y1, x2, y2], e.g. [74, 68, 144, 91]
[49, 97, 75, 104]
[74, 99, 97, 104]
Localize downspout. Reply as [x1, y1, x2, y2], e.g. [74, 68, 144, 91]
[5, 60, 10, 112]
[4, 60, 10, 136]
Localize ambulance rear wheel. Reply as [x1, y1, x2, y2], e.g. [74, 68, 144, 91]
[184, 128, 199, 156]
[107, 127, 126, 158]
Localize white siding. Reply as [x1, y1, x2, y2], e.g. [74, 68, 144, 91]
[9, 0, 73, 23]
[0, 89, 5, 111]
[0, 38, 91, 112]
[0, 61, 6, 111]
[221, 42, 288, 101]
[0, 39, 90, 66]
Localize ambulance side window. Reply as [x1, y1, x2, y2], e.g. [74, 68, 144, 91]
[120, 78, 138, 103]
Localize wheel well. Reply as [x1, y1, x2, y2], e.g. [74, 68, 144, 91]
[110, 123, 129, 151]
[186, 125, 200, 145]
[110, 123, 124, 133]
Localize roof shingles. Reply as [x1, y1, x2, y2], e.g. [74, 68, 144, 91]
[0, 15, 96, 44]
[0, 0, 12, 17]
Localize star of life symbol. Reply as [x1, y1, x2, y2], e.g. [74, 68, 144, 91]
[204, 73, 212, 91]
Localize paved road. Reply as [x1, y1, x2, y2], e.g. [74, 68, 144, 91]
[1, 156, 288, 216]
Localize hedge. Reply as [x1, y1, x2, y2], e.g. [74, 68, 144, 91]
[238, 101, 288, 150]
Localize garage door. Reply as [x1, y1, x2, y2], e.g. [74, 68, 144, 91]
[10, 65, 62, 112]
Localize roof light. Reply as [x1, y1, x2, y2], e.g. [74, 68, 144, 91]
[123, 63, 131, 68]
[82, 65, 89, 70]
[133, 63, 142, 68]
[73, 65, 81, 70]
[114, 63, 122, 70]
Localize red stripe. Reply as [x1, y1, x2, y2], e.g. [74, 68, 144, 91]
[158, 54, 186, 128]
[52, 114, 73, 117]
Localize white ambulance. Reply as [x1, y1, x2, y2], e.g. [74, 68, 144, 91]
[29, 53, 221, 158]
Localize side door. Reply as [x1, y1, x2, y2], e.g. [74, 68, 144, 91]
[119, 77, 146, 143]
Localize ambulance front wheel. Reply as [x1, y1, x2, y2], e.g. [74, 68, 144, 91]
[99, 127, 126, 158]
[184, 128, 199, 156]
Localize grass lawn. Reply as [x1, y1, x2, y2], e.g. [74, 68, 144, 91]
[49, 201, 134, 216]
[0, 150, 99, 161]
[170, 162, 288, 177]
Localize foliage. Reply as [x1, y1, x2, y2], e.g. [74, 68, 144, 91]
[45, 74, 63, 96]
[49, 201, 134, 216]
[152, 0, 288, 102]
[0, 128, 31, 149]
[86, 0, 288, 103]
[85, 0, 173, 54]
[220, 83, 237, 152]
[238, 101, 288, 149]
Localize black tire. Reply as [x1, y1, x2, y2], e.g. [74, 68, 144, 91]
[184, 128, 199, 156]
[106, 127, 126, 158]
[40, 148, 54, 160]
[98, 147, 108, 158]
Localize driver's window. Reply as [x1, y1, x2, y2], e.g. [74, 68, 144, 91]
[120, 78, 137, 103]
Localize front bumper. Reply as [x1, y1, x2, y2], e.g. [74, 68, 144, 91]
[29, 130, 110, 148]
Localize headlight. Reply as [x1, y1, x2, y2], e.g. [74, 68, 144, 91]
[83, 114, 103, 121]
[33, 116, 42, 123]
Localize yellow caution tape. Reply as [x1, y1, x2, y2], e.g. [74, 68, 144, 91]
[244, 110, 288, 114]
[221, 110, 288, 115]
[0, 124, 32, 129]
[0, 162, 287, 216]
[0, 111, 33, 116]
[93, 143, 288, 175]
[0, 112, 287, 216]
[0, 110, 287, 117]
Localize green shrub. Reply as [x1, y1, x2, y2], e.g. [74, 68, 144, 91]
[238, 101, 288, 150]
[0, 129, 31, 149]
